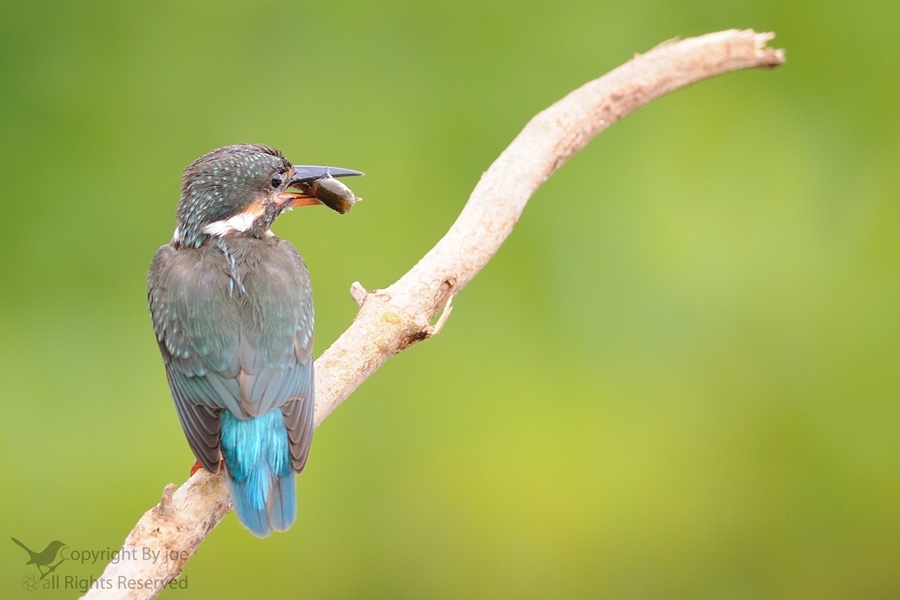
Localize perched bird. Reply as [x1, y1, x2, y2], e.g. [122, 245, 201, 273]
[148, 144, 362, 537]
[11, 538, 67, 578]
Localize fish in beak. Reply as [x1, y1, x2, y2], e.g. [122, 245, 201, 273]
[278, 166, 364, 214]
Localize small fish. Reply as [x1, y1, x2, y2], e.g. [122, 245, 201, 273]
[307, 176, 359, 214]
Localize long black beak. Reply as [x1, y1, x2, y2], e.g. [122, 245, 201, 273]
[288, 165, 364, 185]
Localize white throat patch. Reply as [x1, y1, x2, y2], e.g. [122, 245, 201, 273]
[201, 200, 267, 237]
[202, 211, 258, 237]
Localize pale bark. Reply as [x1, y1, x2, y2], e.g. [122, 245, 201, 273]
[83, 29, 784, 599]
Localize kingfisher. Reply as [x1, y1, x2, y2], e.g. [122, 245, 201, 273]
[148, 144, 362, 537]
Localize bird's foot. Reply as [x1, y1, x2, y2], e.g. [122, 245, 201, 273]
[189, 459, 225, 476]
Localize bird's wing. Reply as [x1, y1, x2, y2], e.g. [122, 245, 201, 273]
[281, 333, 316, 472]
[148, 240, 315, 473]
[263, 240, 315, 472]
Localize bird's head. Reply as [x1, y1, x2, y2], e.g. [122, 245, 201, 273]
[173, 144, 362, 247]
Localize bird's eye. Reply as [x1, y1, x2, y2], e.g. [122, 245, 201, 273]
[271, 173, 284, 189]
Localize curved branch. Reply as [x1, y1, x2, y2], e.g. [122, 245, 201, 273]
[83, 29, 784, 599]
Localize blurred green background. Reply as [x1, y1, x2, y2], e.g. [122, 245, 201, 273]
[1, 0, 897, 598]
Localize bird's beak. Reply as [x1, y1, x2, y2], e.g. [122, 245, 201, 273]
[278, 165, 364, 214]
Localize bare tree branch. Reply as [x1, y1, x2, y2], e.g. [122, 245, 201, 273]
[83, 29, 784, 599]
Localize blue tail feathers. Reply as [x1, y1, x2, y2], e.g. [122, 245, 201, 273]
[220, 411, 296, 537]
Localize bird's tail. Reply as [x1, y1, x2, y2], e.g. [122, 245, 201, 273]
[10, 537, 34, 559]
[220, 410, 296, 537]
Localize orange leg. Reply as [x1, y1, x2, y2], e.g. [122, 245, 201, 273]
[190, 459, 225, 476]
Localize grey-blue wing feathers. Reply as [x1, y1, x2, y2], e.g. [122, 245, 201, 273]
[148, 237, 315, 474]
